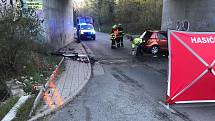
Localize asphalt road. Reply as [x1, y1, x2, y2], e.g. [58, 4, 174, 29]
[48, 32, 215, 121]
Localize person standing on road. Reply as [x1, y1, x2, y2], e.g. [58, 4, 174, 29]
[114, 25, 120, 48]
[129, 35, 145, 56]
[118, 24, 125, 47]
[110, 25, 119, 49]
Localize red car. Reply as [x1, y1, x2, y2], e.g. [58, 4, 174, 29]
[140, 30, 168, 54]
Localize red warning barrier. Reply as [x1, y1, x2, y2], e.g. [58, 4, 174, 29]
[167, 30, 215, 104]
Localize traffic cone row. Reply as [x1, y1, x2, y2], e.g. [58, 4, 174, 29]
[43, 63, 64, 110]
[48, 67, 59, 88]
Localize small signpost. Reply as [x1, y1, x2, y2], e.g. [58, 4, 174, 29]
[27, 0, 43, 10]
[16, 0, 43, 10]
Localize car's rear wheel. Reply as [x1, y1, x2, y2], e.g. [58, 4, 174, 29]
[150, 46, 159, 55]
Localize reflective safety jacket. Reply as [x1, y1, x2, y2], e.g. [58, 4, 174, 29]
[110, 29, 119, 40]
[131, 38, 143, 49]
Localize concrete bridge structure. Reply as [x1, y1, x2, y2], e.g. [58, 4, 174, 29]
[0, 0, 74, 50]
[162, 0, 215, 32]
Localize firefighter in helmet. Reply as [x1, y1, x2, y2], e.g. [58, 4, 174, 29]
[110, 25, 119, 49]
[118, 24, 125, 47]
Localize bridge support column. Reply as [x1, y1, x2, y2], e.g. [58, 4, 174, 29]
[43, 0, 74, 50]
[162, 0, 215, 31]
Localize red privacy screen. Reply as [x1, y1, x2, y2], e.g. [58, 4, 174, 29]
[167, 30, 215, 104]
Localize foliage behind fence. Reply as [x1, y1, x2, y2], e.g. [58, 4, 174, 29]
[77, 0, 163, 34]
[0, 6, 48, 97]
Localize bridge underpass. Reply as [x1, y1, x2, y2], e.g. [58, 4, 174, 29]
[162, 0, 215, 31]
[2, 0, 215, 49]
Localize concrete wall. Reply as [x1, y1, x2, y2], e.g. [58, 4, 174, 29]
[0, 0, 74, 50]
[162, 0, 215, 31]
[43, 0, 74, 50]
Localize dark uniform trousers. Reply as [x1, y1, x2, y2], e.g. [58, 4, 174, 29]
[111, 33, 116, 49]
[118, 27, 124, 47]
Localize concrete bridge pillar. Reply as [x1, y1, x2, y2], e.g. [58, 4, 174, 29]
[43, 0, 74, 50]
[162, 0, 215, 32]
[0, 0, 74, 50]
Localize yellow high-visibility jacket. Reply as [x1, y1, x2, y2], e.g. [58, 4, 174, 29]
[131, 38, 143, 49]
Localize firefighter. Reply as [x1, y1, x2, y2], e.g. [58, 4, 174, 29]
[110, 25, 118, 49]
[118, 24, 125, 47]
[129, 36, 145, 56]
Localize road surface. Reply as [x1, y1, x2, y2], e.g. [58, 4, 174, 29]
[48, 32, 215, 121]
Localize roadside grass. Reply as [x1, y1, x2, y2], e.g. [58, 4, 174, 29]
[42, 55, 62, 78]
[17, 54, 62, 94]
[0, 96, 19, 120]
[0, 55, 63, 121]
[12, 96, 35, 121]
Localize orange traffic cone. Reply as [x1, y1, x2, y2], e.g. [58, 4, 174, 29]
[53, 89, 64, 107]
[43, 91, 55, 110]
[48, 80, 56, 88]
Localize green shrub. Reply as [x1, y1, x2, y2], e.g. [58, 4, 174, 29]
[0, 7, 44, 81]
[81, 0, 163, 34]
[0, 7, 59, 95]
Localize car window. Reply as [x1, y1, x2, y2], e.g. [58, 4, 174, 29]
[158, 33, 167, 40]
[80, 25, 94, 30]
[141, 31, 153, 41]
